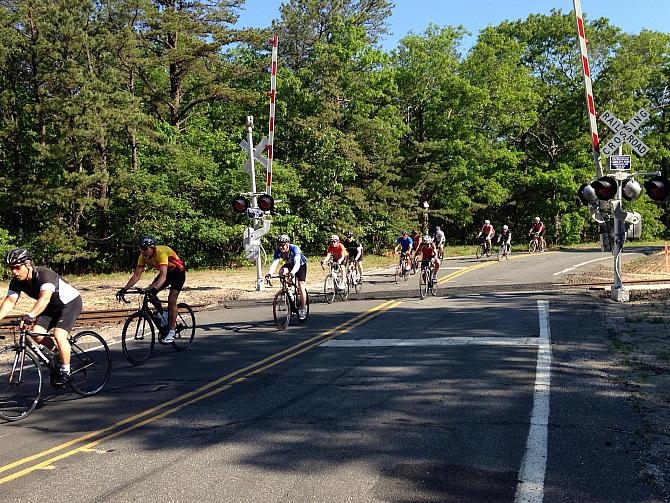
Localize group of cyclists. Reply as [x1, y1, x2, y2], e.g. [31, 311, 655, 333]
[0, 217, 547, 381]
[476, 217, 546, 254]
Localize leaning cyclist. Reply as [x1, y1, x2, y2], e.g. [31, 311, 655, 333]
[433, 226, 445, 256]
[343, 230, 364, 283]
[499, 225, 512, 254]
[266, 235, 308, 319]
[415, 235, 440, 281]
[321, 234, 348, 268]
[477, 220, 495, 252]
[0, 249, 82, 384]
[116, 234, 186, 344]
[394, 230, 414, 271]
[528, 217, 546, 251]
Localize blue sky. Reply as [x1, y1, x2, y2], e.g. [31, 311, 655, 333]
[236, 0, 669, 52]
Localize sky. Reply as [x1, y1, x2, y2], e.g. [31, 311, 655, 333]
[236, 0, 670, 52]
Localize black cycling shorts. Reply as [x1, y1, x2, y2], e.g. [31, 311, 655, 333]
[282, 262, 307, 282]
[36, 295, 83, 333]
[154, 268, 186, 292]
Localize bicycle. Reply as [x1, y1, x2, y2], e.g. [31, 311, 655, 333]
[528, 233, 545, 253]
[266, 274, 310, 331]
[497, 240, 511, 261]
[475, 237, 492, 259]
[394, 251, 411, 283]
[346, 260, 362, 295]
[118, 288, 196, 365]
[322, 261, 348, 303]
[419, 259, 438, 299]
[0, 320, 111, 421]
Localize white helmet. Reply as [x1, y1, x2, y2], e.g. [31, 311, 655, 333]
[503, 225, 508, 230]
[535, 216, 540, 222]
[330, 234, 340, 242]
[484, 220, 490, 225]
[423, 235, 431, 243]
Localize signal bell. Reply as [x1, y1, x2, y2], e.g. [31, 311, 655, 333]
[621, 178, 642, 201]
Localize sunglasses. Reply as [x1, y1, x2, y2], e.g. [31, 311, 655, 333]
[140, 246, 150, 251]
[8, 264, 23, 271]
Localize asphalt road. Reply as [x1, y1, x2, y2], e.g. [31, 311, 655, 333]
[0, 248, 664, 502]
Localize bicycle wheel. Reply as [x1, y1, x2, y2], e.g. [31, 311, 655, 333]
[324, 274, 336, 304]
[338, 273, 349, 301]
[485, 243, 492, 257]
[437, 249, 444, 260]
[419, 270, 428, 299]
[528, 240, 536, 253]
[354, 269, 362, 294]
[497, 247, 503, 261]
[0, 348, 42, 421]
[430, 269, 438, 296]
[273, 290, 291, 330]
[394, 263, 401, 284]
[297, 291, 310, 324]
[121, 311, 155, 365]
[68, 331, 111, 397]
[172, 303, 196, 351]
[476, 244, 482, 259]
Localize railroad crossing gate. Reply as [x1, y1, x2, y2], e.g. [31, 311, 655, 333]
[598, 108, 650, 157]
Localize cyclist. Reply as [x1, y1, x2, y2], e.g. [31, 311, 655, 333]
[393, 230, 413, 271]
[343, 230, 363, 283]
[528, 217, 546, 251]
[266, 235, 308, 319]
[415, 235, 440, 281]
[499, 225, 512, 255]
[477, 220, 495, 253]
[0, 248, 82, 384]
[433, 226, 445, 256]
[410, 229, 422, 256]
[116, 234, 186, 344]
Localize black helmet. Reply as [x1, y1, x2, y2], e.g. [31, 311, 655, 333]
[138, 233, 156, 248]
[277, 234, 290, 244]
[345, 230, 354, 238]
[5, 248, 31, 267]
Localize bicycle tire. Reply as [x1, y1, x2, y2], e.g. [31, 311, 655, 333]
[485, 243, 492, 257]
[273, 290, 291, 330]
[476, 244, 482, 259]
[437, 249, 444, 260]
[324, 274, 336, 304]
[296, 291, 310, 324]
[338, 272, 349, 301]
[419, 270, 428, 299]
[121, 311, 155, 365]
[430, 269, 438, 296]
[68, 331, 111, 397]
[528, 240, 536, 253]
[354, 270, 362, 294]
[0, 348, 42, 421]
[497, 247, 503, 261]
[172, 303, 196, 351]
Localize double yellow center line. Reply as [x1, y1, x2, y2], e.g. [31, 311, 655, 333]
[0, 299, 401, 485]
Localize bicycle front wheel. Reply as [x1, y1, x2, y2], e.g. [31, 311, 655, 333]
[122, 312, 156, 365]
[476, 245, 482, 259]
[354, 270, 362, 294]
[324, 274, 336, 304]
[68, 331, 111, 397]
[528, 240, 536, 253]
[0, 348, 42, 421]
[419, 270, 428, 299]
[338, 274, 349, 301]
[273, 290, 291, 331]
[172, 303, 196, 351]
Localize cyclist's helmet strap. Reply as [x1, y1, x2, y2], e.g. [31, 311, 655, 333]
[5, 248, 31, 266]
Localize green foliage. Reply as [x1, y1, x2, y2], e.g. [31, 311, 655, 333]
[0, 2, 668, 271]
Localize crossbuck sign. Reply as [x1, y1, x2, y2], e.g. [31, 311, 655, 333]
[598, 108, 650, 157]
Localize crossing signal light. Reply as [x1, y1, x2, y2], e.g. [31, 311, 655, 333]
[577, 183, 598, 205]
[644, 175, 670, 202]
[592, 176, 618, 200]
[257, 194, 275, 212]
[621, 178, 642, 201]
[232, 196, 249, 213]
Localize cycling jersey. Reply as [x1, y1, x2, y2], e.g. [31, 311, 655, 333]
[500, 229, 512, 244]
[327, 242, 348, 261]
[138, 245, 185, 272]
[344, 239, 363, 261]
[433, 230, 445, 244]
[397, 236, 413, 252]
[269, 244, 307, 276]
[411, 235, 422, 250]
[480, 224, 495, 238]
[8, 266, 80, 310]
[417, 243, 436, 259]
[529, 222, 545, 235]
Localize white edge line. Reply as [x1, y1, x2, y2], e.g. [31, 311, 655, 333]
[514, 299, 551, 503]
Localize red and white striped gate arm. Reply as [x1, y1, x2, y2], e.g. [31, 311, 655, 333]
[266, 35, 278, 195]
[573, 0, 603, 177]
